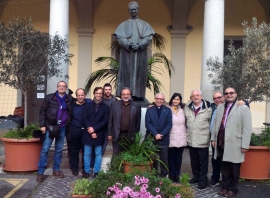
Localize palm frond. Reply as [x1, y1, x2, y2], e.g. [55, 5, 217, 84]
[85, 68, 118, 93]
[147, 73, 164, 94]
[109, 40, 121, 58]
[152, 33, 166, 51]
[151, 53, 174, 77]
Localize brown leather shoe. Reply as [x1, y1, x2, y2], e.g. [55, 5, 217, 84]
[36, 174, 44, 182]
[218, 189, 228, 196]
[225, 190, 236, 197]
[53, 170, 65, 178]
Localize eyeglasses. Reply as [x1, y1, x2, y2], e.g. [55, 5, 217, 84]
[213, 96, 223, 100]
[95, 92, 103, 95]
[57, 85, 67, 88]
[121, 94, 131, 96]
[224, 92, 235, 95]
[155, 98, 165, 101]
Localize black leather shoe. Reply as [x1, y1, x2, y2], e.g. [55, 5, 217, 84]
[82, 172, 90, 178]
[93, 172, 98, 178]
[218, 189, 228, 196]
[198, 185, 207, 189]
[72, 170, 78, 176]
[189, 177, 198, 183]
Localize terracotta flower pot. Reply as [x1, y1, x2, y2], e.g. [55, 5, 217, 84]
[240, 146, 270, 180]
[123, 161, 153, 173]
[1, 137, 42, 171]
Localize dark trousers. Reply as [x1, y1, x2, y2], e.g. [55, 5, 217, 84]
[154, 144, 169, 177]
[189, 146, 209, 186]
[69, 128, 84, 171]
[211, 146, 221, 182]
[168, 147, 184, 182]
[219, 147, 241, 194]
[112, 133, 129, 155]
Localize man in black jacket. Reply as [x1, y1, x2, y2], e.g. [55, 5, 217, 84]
[37, 81, 73, 182]
[108, 87, 141, 154]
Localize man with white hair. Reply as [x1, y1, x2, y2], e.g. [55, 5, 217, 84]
[145, 93, 172, 177]
[184, 89, 212, 189]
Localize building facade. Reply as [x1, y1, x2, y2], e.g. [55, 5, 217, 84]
[0, 0, 269, 130]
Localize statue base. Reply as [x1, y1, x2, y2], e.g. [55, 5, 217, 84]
[132, 97, 150, 108]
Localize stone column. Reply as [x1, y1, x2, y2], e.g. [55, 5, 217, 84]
[76, 28, 95, 92]
[266, 102, 270, 122]
[47, 0, 69, 94]
[170, 29, 189, 98]
[201, 0, 224, 101]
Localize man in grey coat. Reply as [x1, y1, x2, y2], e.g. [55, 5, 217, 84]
[108, 87, 141, 154]
[211, 87, 252, 197]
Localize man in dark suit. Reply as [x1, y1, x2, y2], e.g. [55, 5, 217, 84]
[108, 87, 141, 154]
[145, 93, 172, 177]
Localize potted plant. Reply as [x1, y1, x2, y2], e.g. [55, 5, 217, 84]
[0, 123, 43, 172]
[72, 178, 92, 198]
[71, 170, 195, 198]
[240, 126, 270, 180]
[118, 133, 163, 173]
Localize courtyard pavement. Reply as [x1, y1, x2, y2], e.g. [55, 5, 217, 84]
[0, 131, 270, 198]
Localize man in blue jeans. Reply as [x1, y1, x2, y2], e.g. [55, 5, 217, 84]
[36, 81, 73, 182]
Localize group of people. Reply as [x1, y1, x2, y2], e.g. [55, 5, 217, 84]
[35, 81, 252, 198]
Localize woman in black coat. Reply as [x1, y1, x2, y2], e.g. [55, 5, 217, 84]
[82, 87, 109, 178]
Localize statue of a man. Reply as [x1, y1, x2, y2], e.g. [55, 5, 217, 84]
[114, 1, 155, 101]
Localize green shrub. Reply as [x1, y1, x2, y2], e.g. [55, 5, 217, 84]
[2, 123, 39, 139]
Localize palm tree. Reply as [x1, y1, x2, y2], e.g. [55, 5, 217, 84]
[85, 33, 174, 95]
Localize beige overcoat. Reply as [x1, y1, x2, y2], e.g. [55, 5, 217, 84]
[211, 101, 252, 163]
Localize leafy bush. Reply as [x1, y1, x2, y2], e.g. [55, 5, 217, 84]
[119, 133, 160, 165]
[250, 127, 270, 148]
[73, 170, 194, 198]
[2, 123, 39, 139]
[72, 178, 91, 195]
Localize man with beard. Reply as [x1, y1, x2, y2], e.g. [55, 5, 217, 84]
[102, 83, 117, 154]
[108, 87, 141, 154]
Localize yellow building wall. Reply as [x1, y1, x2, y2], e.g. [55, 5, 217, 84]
[186, 0, 267, 129]
[0, 0, 79, 115]
[92, 0, 172, 102]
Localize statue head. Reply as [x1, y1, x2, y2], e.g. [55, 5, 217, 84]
[128, 1, 139, 19]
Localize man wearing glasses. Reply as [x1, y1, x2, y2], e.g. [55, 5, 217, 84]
[185, 89, 212, 189]
[108, 87, 141, 154]
[37, 81, 74, 182]
[209, 92, 224, 187]
[211, 87, 252, 197]
[145, 93, 172, 178]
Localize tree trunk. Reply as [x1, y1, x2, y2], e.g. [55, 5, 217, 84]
[23, 90, 27, 128]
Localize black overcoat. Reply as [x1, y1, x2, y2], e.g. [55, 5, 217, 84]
[82, 101, 109, 146]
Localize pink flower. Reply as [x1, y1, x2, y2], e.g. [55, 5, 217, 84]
[142, 184, 148, 189]
[144, 178, 149, 183]
[155, 195, 161, 198]
[135, 175, 140, 180]
[134, 179, 141, 186]
[108, 187, 114, 191]
[155, 188, 160, 193]
[159, 181, 162, 185]
[140, 187, 147, 193]
[175, 193, 181, 198]
[106, 191, 111, 195]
